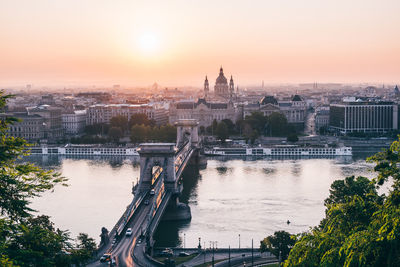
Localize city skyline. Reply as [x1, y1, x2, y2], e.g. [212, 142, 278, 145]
[1, 0, 399, 88]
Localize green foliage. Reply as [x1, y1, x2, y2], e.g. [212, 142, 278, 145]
[130, 124, 177, 144]
[6, 215, 71, 266]
[238, 112, 296, 140]
[108, 126, 123, 142]
[221, 119, 236, 135]
[71, 233, 97, 266]
[131, 124, 151, 143]
[260, 231, 296, 262]
[245, 112, 268, 134]
[129, 113, 155, 127]
[84, 123, 109, 135]
[216, 121, 229, 142]
[0, 91, 97, 266]
[324, 176, 379, 206]
[110, 115, 128, 133]
[285, 137, 400, 267]
[268, 112, 290, 137]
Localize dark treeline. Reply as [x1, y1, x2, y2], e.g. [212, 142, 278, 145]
[72, 114, 177, 144]
[201, 111, 297, 143]
[77, 111, 297, 145]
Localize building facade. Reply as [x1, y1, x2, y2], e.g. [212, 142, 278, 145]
[329, 100, 398, 133]
[315, 106, 330, 130]
[27, 105, 64, 141]
[169, 98, 237, 127]
[86, 104, 168, 126]
[62, 110, 87, 135]
[0, 112, 45, 142]
[243, 95, 307, 130]
[87, 104, 153, 125]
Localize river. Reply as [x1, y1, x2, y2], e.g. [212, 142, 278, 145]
[28, 153, 379, 249]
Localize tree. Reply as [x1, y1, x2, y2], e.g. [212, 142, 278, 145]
[6, 215, 71, 267]
[129, 113, 154, 127]
[244, 112, 268, 134]
[285, 137, 400, 267]
[0, 91, 95, 266]
[216, 121, 229, 142]
[250, 130, 259, 144]
[261, 231, 296, 262]
[110, 115, 128, 133]
[84, 123, 109, 135]
[212, 119, 218, 135]
[324, 176, 378, 206]
[268, 112, 289, 136]
[108, 127, 123, 143]
[71, 233, 97, 266]
[130, 124, 150, 143]
[221, 119, 235, 135]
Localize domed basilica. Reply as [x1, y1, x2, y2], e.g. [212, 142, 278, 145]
[204, 67, 235, 99]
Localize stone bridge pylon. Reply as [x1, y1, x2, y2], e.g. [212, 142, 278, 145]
[176, 119, 199, 148]
[136, 119, 200, 194]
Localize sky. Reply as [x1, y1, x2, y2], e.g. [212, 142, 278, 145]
[0, 0, 399, 88]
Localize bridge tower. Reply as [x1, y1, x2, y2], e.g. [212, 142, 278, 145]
[175, 119, 199, 148]
[137, 143, 177, 192]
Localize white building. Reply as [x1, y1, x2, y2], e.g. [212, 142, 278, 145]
[315, 106, 330, 130]
[86, 104, 168, 126]
[62, 110, 87, 135]
[243, 95, 307, 130]
[169, 98, 238, 127]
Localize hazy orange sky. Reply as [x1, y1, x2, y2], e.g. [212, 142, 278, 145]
[0, 0, 399, 88]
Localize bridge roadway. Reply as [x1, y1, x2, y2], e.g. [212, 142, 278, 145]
[88, 142, 195, 267]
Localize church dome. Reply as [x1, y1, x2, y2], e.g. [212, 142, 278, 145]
[260, 96, 278, 105]
[215, 67, 227, 84]
[291, 94, 303, 101]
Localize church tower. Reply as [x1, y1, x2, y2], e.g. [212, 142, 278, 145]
[214, 66, 229, 97]
[204, 76, 209, 98]
[229, 75, 234, 99]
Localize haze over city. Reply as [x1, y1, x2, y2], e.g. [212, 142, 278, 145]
[2, 1, 400, 266]
[1, 0, 399, 87]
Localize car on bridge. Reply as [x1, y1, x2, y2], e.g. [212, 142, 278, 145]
[144, 199, 149, 205]
[150, 189, 155, 195]
[99, 253, 111, 263]
[159, 248, 173, 257]
[179, 252, 190, 257]
[125, 228, 132, 236]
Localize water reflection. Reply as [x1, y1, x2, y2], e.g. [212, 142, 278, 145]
[26, 153, 378, 248]
[155, 155, 376, 248]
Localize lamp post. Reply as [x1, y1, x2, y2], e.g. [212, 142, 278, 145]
[204, 241, 206, 264]
[251, 239, 254, 267]
[228, 245, 231, 267]
[184, 233, 186, 249]
[210, 241, 217, 267]
[238, 234, 241, 249]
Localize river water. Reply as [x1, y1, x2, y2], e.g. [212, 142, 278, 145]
[28, 154, 378, 248]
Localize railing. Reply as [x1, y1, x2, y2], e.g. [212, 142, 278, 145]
[144, 175, 167, 237]
[175, 142, 191, 173]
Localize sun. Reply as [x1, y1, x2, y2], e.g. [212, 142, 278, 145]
[138, 32, 160, 54]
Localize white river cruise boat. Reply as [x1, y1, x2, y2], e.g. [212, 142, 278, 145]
[29, 145, 139, 156]
[204, 145, 352, 157]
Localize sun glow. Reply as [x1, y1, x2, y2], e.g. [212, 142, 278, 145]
[138, 32, 160, 55]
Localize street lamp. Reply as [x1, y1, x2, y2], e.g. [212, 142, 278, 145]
[184, 233, 186, 249]
[210, 241, 217, 267]
[238, 234, 241, 249]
